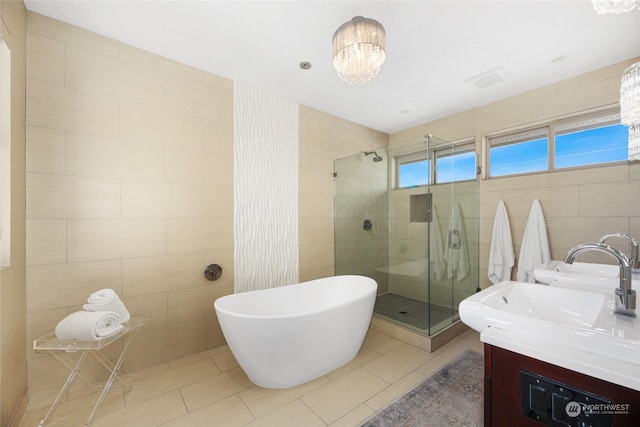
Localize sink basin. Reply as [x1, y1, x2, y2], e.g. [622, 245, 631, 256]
[534, 261, 619, 285]
[479, 281, 605, 327]
[555, 261, 620, 277]
[534, 261, 640, 293]
[459, 281, 640, 366]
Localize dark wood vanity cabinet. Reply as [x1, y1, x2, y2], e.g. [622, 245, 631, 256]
[484, 344, 640, 427]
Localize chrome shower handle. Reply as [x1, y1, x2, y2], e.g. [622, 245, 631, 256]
[448, 229, 461, 249]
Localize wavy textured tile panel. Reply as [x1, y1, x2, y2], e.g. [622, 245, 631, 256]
[233, 83, 299, 293]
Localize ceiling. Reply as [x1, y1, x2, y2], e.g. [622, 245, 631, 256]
[23, 1, 640, 134]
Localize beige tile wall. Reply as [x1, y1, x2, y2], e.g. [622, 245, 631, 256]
[25, 12, 389, 405]
[390, 57, 640, 289]
[25, 12, 236, 402]
[0, 0, 28, 425]
[298, 106, 388, 282]
[333, 152, 390, 294]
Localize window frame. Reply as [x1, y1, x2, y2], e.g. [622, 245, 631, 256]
[433, 141, 477, 184]
[485, 107, 626, 179]
[552, 112, 624, 170]
[394, 139, 478, 189]
[395, 150, 430, 189]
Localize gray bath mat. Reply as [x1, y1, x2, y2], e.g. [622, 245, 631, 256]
[361, 350, 484, 426]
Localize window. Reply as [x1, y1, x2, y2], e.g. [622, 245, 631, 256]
[555, 119, 627, 169]
[396, 142, 477, 188]
[488, 110, 627, 178]
[0, 34, 10, 267]
[435, 143, 477, 183]
[397, 151, 430, 188]
[489, 129, 548, 177]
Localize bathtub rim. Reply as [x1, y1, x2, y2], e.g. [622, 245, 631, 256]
[213, 274, 377, 320]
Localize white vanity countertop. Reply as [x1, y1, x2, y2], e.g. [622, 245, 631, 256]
[481, 327, 640, 392]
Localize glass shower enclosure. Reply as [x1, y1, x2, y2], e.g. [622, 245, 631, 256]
[334, 135, 479, 336]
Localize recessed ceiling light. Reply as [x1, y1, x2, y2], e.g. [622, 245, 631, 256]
[299, 61, 311, 70]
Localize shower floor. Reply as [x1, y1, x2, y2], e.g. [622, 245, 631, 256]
[373, 293, 457, 333]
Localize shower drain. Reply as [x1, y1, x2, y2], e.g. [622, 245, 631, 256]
[398, 311, 408, 314]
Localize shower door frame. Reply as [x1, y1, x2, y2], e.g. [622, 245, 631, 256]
[424, 136, 479, 335]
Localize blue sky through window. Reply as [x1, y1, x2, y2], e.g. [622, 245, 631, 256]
[398, 150, 477, 187]
[398, 160, 430, 187]
[555, 124, 628, 168]
[437, 152, 476, 183]
[398, 123, 627, 185]
[490, 124, 627, 177]
[490, 138, 548, 177]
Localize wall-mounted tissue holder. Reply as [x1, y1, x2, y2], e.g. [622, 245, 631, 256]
[204, 264, 223, 281]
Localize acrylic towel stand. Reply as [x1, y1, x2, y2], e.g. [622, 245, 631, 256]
[33, 316, 146, 426]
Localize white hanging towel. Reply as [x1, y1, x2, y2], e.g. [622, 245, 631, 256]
[517, 199, 551, 283]
[444, 203, 469, 281]
[430, 205, 445, 280]
[487, 201, 515, 284]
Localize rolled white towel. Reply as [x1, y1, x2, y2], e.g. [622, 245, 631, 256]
[83, 288, 130, 323]
[54, 311, 124, 341]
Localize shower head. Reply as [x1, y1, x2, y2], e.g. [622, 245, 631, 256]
[364, 151, 384, 162]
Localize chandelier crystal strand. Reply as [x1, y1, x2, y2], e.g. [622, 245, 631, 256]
[621, 62, 640, 125]
[628, 125, 640, 161]
[592, 0, 637, 14]
[621, 62, 640, 160]
[332, 16, 386, 86]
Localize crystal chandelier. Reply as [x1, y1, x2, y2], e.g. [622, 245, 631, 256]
[332, 16, 386, 86]
[592, 0, 639, 14]
[591, 1, 640, 159]
[622, 62, 640, 160]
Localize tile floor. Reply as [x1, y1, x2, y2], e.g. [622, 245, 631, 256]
[20, 328, 484, 427]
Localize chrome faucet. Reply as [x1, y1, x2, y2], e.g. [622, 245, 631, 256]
[598, 232, 640, 270]
[564, 242, 636, 316]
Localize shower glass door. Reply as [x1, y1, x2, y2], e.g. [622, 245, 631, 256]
[428, 137, 479, 335]
[334, 149, 390, 295]
[334, 136, 478, 336]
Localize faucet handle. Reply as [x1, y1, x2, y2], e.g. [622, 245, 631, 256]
[615, 288, 637, 316]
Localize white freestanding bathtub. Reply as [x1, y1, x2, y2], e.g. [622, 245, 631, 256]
[213, 275, 377, 388]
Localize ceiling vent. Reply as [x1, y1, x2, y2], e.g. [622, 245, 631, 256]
[465, 66, 510, 89]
